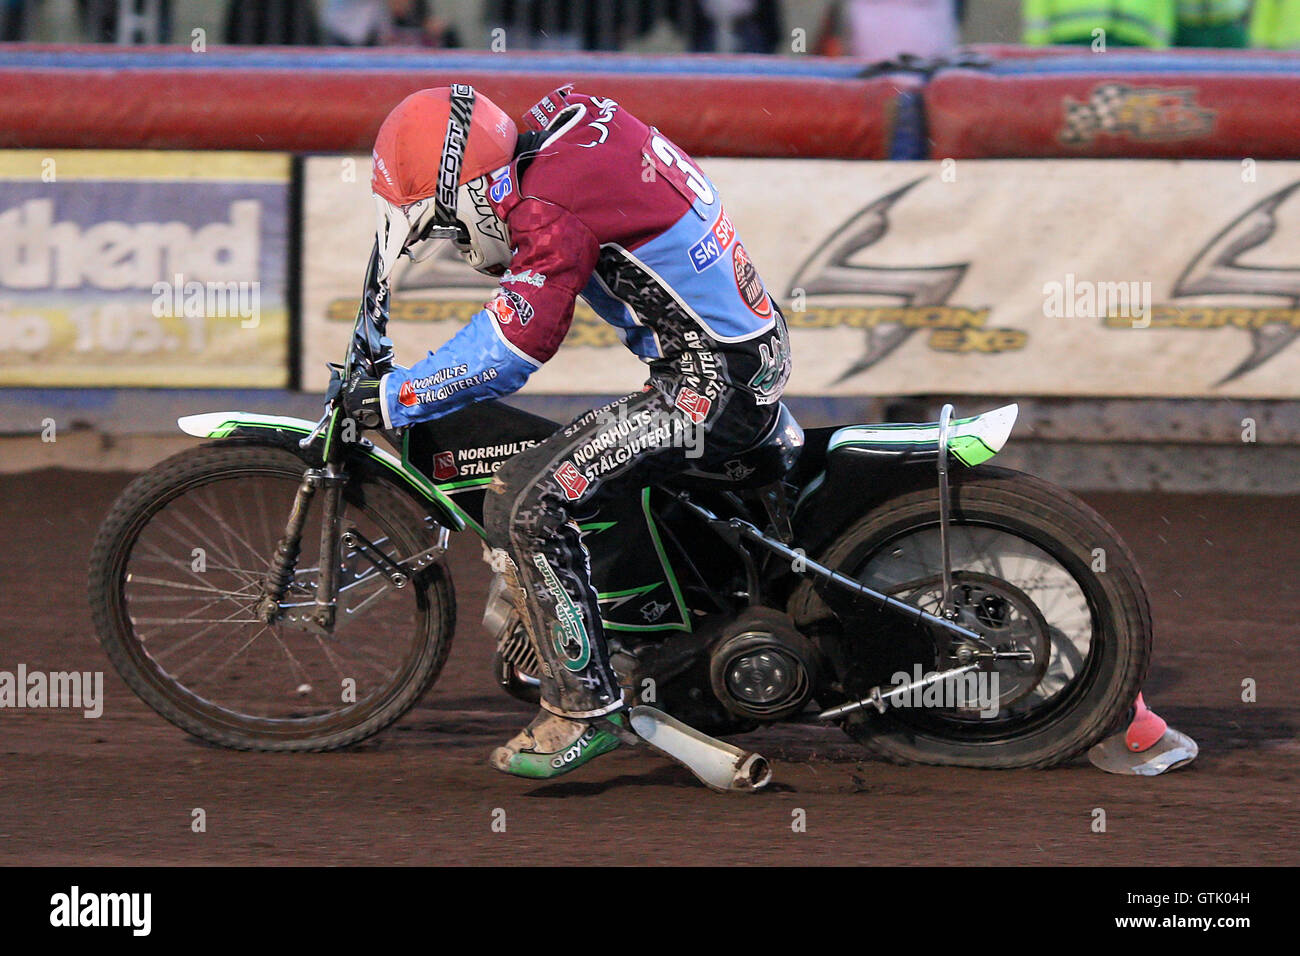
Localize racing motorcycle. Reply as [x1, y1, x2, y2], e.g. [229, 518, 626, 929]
[87, 248, 1156, 786]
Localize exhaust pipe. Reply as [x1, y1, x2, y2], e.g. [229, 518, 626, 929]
[628, 705, 772, 792]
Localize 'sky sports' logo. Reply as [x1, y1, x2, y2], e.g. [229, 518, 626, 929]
[689, 209, 736, 273]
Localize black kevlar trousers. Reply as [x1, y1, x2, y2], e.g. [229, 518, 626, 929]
[483, 378, 776, 717]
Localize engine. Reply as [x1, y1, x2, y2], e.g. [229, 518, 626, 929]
[708, 607, 820, 721]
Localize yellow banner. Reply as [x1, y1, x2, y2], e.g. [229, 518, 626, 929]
[0, 150, 291, 388]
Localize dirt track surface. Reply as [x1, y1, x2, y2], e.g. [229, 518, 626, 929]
[1, 469, 1296, 866]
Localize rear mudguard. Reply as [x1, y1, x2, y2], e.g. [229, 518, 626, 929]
[791, 404, 1018, 559]
[176, 411, 466, 533]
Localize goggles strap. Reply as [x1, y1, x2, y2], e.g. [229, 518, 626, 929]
[434, 83, 476, 230]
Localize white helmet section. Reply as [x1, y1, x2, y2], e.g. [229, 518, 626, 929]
[373, 194, 439, 282]
[372, 178, 512, 281]
[455, 174, 513, 276]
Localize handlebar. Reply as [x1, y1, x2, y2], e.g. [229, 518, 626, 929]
[313, 242, 397, 454]
[344, 241, 396, 381]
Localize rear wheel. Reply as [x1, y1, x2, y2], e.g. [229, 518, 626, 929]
[87, 443, 455, 751]
[806, 467, 1150, 769]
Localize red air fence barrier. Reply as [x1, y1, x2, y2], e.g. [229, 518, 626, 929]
[926, 49, 1300, 159]
[0, 46, 917, 159]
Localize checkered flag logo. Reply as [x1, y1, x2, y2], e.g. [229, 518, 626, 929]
[1060, 83, 1214, 145]
[1061, 83, 1129, 144]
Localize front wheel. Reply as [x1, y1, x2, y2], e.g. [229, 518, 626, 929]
[87, 442, 456, 751]
[801, 467, 1151, 769]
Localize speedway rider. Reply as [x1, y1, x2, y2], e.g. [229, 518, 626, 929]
[343, 84, 791, 780]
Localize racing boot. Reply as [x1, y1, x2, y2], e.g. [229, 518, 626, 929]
[489, 709, 626, 780]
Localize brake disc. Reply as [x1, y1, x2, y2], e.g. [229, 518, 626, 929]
[888, 570, 1053, 711]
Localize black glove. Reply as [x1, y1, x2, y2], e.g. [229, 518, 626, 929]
[340, 367, 385, 430]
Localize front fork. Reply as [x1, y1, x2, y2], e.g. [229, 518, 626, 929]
[256, 461, 348, 633]
[254, 405, 353, 631]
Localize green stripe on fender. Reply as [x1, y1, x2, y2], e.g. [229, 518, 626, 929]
[180, 412, 465, 532]
[827, 404, 1018, 466]
[948, 434, 997, 467]
[208, 421, 240, 439]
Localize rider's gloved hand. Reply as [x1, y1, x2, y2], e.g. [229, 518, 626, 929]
[341, 367, 385, 430]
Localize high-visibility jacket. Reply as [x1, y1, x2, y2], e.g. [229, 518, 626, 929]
[1023, 0, 1177, 48]
[1249, 0, 1300, 47]
[1176, 0, 1248, 25]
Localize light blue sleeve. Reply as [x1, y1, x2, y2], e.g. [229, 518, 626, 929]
[380, 309, 540, 428]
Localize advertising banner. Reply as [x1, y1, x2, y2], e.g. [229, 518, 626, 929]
[302, 156, 1300, 399]
[0, 150, 290, 387]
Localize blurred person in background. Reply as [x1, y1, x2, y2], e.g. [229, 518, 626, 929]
[1249, 0, 1300, 48]
[322, 0, 391, 44]
[815, 0, 962, 60]
[489, 0, 582, 50]
[389, 0, 460, 47]
[489, 0, 781, 54]
[1, 0, 24, 40]
[225, 0, 320, 44]
[323, 0, 457, 46]
[487, 0, 657, 51]
[2, 0, 26, 41]
[1023, 0, 1175, 46]
[677, 0, 781, 53]
[1023, 0, 1249, 48]
[77, 0, 172, 43]
[1174, 0, 1248, 47]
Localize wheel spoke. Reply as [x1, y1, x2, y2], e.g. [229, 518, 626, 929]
[862, 524, 1094, 722]
[155, 506, 243, 570]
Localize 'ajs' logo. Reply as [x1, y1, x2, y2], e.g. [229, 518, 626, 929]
[578, 96, 619, 149]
